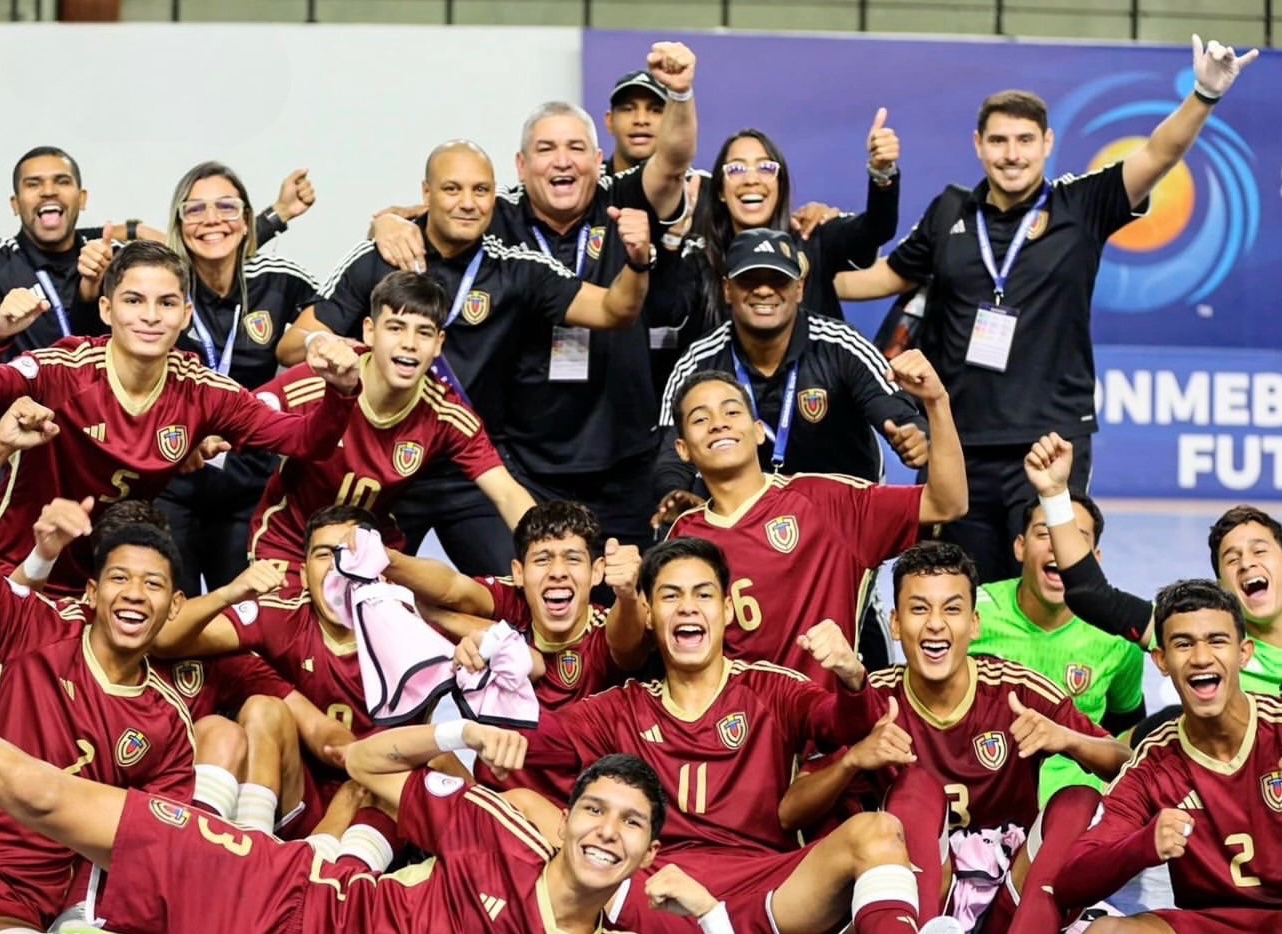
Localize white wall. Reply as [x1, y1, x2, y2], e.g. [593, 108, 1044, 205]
[0, 24, 582, 278]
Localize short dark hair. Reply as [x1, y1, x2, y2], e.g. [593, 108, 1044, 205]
[977, 90, 1049, 134]
[514, 501, 601, 561]
[637, 537, 730, 601]
[90, 500, 171, 553]
[303, 505, 378, 552]
[892, 541, 979, 607]
[12, 146, 82, 192]
[102, 241, 189, 301]
[1020, 489, 1106, 543]
[1208, 505, 1282, 577]
[672, 370, 751, 439]
[569, 754, 667, 839]
[92, 522, 183, 585]
[369, 271, 450, 328]
[1153, 578, 1245, 644]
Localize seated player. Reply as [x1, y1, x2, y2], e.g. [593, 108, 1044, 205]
[0, 725, 729, 933]
[248, 270, 535, 594]
[1055, 579, 1282, 932]
[0, 240, 361, 596]
[519, 536, 965, 934]
[0, 522, 195, 932]
[970, 486, 1145, 803]
[664, 355, 966, 686]
[779, 542, 1130, 933]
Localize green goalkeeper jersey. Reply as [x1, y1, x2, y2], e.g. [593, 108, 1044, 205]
[972, 578, 1145, 805]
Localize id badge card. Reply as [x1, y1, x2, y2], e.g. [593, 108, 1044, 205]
[965, 303, 1019, 372]
[548, 326, 590, 382]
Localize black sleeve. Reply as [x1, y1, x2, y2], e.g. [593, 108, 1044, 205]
[254, 211, 284, 248]
[1056, 162, 1146, 244]
[609, 161, 683, 226]
[819, 175, 901, 272]
[1058, 550, 1154, 645]
[884, 196, 941, 286]
[312, 246, 379, 338]
[520, 250, 584, 325]
[833, 332, 927, 435]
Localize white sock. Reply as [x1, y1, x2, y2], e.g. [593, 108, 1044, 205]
[306, 832, 341, 863]
[235, 783, 278, 834]
[194, 764, 240, 819]
[338, 822, 395, 871]
[850, 863, 919, 918]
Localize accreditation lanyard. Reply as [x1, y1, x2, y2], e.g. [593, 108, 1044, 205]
[531, 223, 589, 276]
[731, 349, 798, 471]
[32, 270, 71, 337]
[188, 297, 241, 375]
[973, 182, 1049, 305]
[432, 247, 486, 403]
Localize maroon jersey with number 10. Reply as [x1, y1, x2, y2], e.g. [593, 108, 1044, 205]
[668, 474, 921, 683]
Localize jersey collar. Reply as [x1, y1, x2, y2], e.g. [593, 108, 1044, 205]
[903, 656, 979, 729]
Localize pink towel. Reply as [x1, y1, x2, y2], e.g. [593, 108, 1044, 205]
[454, 621, 541, 729]
[324, 528, 455, 726]
[946, 824, 1027, 932]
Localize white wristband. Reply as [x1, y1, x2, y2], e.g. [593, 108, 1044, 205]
[303, 330, 330, 350]
[697, 902, 733, 934]
[1038, 490, 1075, 528]
[667, 87, 693, 102]
[433, 719, 468, 753]
[22, 549, 54, 580]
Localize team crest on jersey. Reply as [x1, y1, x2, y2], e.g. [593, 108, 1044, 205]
[973, 731, 1008, 771]
[716, 712, 748, 749]
[115, 728, 150, 767]
[1261, 771, 1282, 812]
[393, 441, 424, 477]
[797, 388, 828, 423]
[764, 515, 800, 554]
[172, 660, 205, 698]
[244, 310, 273, 345]
[462, 290, 490, 325]
[557, 650, 582, 686]
[1065, 663, 1092, 696]
[156, 425, 188, 463]
[587, 226, 606, 260]
[1026, 210, 1049, 241]
[148, 799, 191, 829]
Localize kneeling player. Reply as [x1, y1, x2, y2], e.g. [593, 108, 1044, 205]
[1055, 579, 1282, 932]
[780, 542, 1130, 932]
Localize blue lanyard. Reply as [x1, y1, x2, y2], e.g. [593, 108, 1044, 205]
[32, 270, 71, 338]
[731, 349, 798, 471]
[187, 297, 241, 375]
[974, 182, 1050, 305]
[531, 223, 589, 276]
[432, 248, 486, 404]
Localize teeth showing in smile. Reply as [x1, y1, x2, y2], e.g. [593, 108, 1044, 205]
[710, 438, 736, 450]
[1243, 576, 1267, 596]
[920, 640, 949, 661]
[583, 846, 619, 866]
[739, 194, 765, 205]
[392, 356, 418, 368]
[37, 205, 62, 216]
[1187, 673, 1221, 698]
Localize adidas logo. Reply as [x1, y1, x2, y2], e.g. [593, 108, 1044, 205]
[949, 219, 966, 235]
[1178, 791, 1204, 811]
[479, 893, 507, 920]
[753, 240, 776, 253]
[640, 725, 664, 744]
[82, 423, 106, 442]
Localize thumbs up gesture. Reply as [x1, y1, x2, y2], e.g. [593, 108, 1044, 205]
[866, 107, 900, 173]
[602, 537, 642, 601]
[77, 221, 117, 302]
[842, 695, 916, 771]
[1008, 690, 1068, 758]
[884, 418, 928, 468]
[273, 168, 317, 221]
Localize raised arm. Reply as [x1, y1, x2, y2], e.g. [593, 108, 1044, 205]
[886, 350, 966, 524]
[562, 207, 652, 329]
[151, 562, 282, 656]
[640, 42, 697, 220]
[602, 538, 650, 670]
[834, 258, 915, 302]
[276, 305, 331, 366]
[473, 466, 536, 531]
[382, 548, 497, 617]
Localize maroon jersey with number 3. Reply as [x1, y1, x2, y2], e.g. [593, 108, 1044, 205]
[1057, 693, 1282, 912]
[668, 474, 922, 683]
[0, 337, 355, 594]
[867, 656, 1107, 832]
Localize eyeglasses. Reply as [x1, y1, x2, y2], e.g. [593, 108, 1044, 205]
[178, 198, 245, 223]
[722, 160, 781, 178]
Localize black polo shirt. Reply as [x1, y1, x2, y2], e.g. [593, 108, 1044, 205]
[488, 165, 665, 475]
[175, 253, 317, 389]
[0, 228, 107, 359]
[886, 162, 1141, 446]
[311, 227, 581, 440]
[652, 306, 927, 499]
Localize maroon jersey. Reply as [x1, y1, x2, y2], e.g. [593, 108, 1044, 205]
[480, 575, 622, 710]
[866, 657, 1106, 832]
[0, 337, 356, 594]
[225, 593, 373, 737]
[668, 474, 922, 683]
[1057, 693, 1282, 912]
[0, 630, 194, 927]
[154, 652, 294, 721]
[0, 577, 87, 663]
[522, 659, 881, 856]
[249, 360, 501, 570]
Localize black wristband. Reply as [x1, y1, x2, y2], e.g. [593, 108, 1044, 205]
[124, 219, 140, 241]
[1193, 88, 1219, 106]
[1058, 551, 1154, 645]
[262, 208, 288, 234]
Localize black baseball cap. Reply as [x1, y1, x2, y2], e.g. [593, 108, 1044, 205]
[725, 229, 803, 280]
[610, 71, 668, 106]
